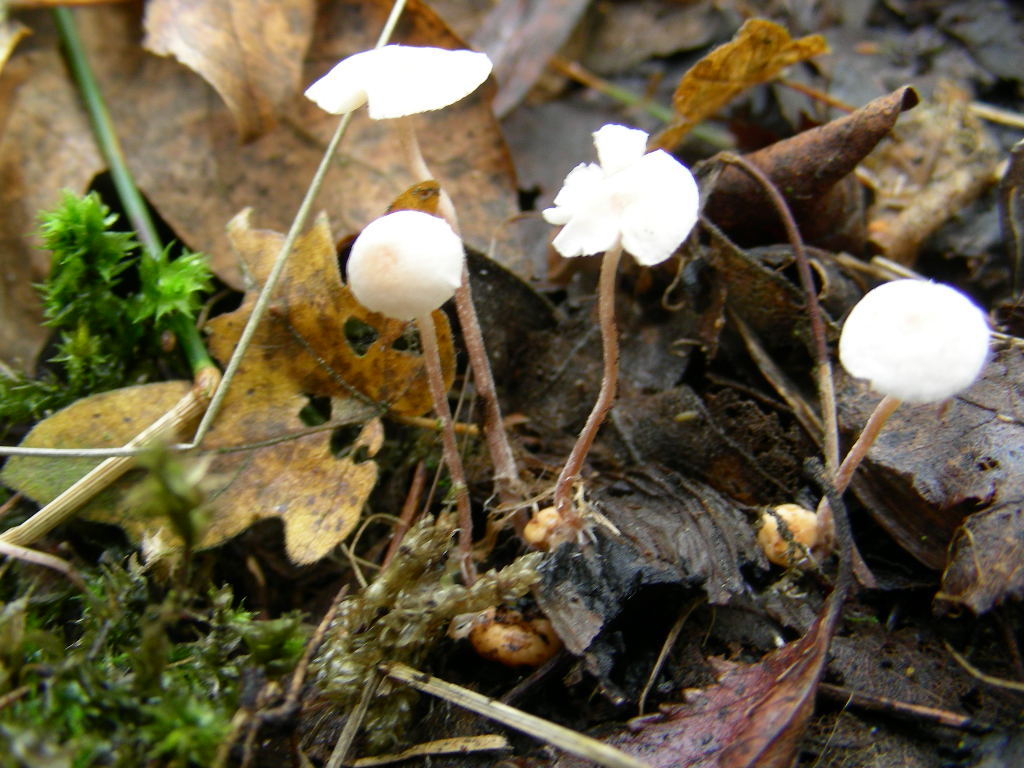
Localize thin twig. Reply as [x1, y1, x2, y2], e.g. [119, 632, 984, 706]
[638, 597, 702, 715]
[817, 682, 991, 733]
[944, 641, 1024, 693]
[382, 662, 652, 768]
[350, 735, 509, 767]
[325, 673, 380, 768]
[0, 539, 86, 590]
[382, 462, 426, 568]
[717, 152, 839, 473]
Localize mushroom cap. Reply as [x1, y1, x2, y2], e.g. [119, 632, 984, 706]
[304, 45, 493, 119]
[542, 123, 699, 266]
[838, 279, 990, 403]
[347, 210, 464, 321]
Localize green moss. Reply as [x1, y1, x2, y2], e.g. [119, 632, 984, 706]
[0, 556, 306, 767]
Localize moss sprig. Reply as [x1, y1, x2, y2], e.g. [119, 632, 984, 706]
[313, 514, 542, 751]
[0, 191, 212, 429]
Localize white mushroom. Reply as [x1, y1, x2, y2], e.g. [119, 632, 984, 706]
[838, 279, 990, 404]
[304, 45, 493, 119]
[542, 124, 700, 266]
[307, 45, 519, 519]
[346, 210, 476, 581]
[347, 210, 463, 321]
[818, 279, 991, 567]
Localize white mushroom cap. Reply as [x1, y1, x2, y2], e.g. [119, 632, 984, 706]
[838, 279, 990, 403]
[542, 123, 699, 266]
[347, 210, 464, 321]
[304, 45, 493, 119]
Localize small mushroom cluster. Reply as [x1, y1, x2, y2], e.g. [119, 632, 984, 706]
[305, 44, 497, 583]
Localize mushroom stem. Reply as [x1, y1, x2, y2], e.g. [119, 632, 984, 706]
[397, 116, 522, 502]
[416, 312, 477, 585]
[833, 394, 902, 495]
[815, 393, 901, 587]
[552, 239, 624, 526]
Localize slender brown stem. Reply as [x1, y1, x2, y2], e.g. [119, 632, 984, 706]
[833, 394, 902, 493]
[397, 117, 522, 502]
[815, 394, 901, 588]
[718, 152, 840, 473]
[553, 241, 623, 524]
[416, 313, 477, 584]
[382, 461, 426, 568]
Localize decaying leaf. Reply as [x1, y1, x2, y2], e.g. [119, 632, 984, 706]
[936, 502, 1024, 615]
[702, 222, 840, 358]
[654, 19, 828, 150]
[2, 212, 454, 564]
[862, 81, 1001, 265]
[556, 581, 846, 768]
[470, 0, 590, 117]
[702, 86, 919, 253]
[1, 380, 380, 564]
[143, 0, 316, 141]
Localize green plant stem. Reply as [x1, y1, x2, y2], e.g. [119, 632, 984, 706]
[53, 8, 215, 378]
[188, 0, 409, 447]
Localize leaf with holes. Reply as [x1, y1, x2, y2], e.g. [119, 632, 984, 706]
[2, 213, 454, 564]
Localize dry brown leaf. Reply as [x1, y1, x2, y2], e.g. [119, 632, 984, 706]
[0, 379, 382, 564]
[1, 212, 455, 563]
[654, 19, 828, 150]
[0, 18, 29, 74]
[143, 0, 315, 141]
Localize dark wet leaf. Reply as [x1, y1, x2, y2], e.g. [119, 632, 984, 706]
[555, 580, 846, 768]
[536, 466, 764, 659]
[702, 221, 840, 358]
[837, 347, 1024, 573]
[937, 502, 1024, 615]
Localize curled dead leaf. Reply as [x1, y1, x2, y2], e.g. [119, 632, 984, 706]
[654, 19, 829, 150]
